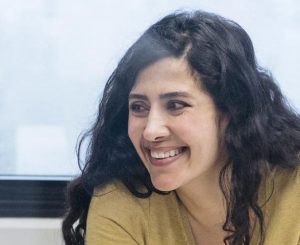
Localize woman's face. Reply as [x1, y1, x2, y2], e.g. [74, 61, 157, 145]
[128, 57, 227, 191]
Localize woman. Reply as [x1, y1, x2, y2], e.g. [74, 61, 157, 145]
[62, 11, 300, 245]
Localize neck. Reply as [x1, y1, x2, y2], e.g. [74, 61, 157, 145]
[175, 166, 228, 228]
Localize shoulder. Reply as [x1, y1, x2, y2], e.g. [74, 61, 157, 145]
[88, 181, 150, 228]
[262, 165, 300, 244]
[91, 181, 146, 208]
[272, 164, 299, 194]
[86, 181, 150, 244]
[265, 165, 300, 207]
[86, 182, 190, 245]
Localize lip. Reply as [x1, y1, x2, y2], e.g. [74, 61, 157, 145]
[143, 145, 182, 152]
[145, 147, 187, 167]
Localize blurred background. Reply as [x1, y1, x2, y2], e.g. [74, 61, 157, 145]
[0, 0, 299, 181]
[0, 1, 299, 244]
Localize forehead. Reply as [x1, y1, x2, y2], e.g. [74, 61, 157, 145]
[131, 57, 201, 94]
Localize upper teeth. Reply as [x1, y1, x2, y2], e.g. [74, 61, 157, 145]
[150, 148, 181, 159]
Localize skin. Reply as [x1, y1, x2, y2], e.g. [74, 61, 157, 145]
[128, 57, 228, 244]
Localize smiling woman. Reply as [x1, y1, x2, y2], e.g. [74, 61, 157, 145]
[62, 10, 300, 245]
[128, 58, 227, 192]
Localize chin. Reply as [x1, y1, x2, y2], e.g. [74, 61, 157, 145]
[151, 177, 180, 192]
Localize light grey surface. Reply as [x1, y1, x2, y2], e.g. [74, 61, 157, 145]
[0, 0, 299, 176]
[0, 218, 63, 245]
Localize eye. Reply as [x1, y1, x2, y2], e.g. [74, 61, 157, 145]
[129, 102, 149, 116]
[166, 100, 189, 111]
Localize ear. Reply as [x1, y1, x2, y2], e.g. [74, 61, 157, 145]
[219, 112, 229, 132]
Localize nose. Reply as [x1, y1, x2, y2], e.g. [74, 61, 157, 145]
[143, 110, 170, 142]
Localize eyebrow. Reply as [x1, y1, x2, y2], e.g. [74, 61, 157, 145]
[159, 91, 191, 99]
[128, 94, 147, 100]
[128, 91, 192, 101]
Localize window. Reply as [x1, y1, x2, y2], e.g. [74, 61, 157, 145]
[0, 0, 299, 217]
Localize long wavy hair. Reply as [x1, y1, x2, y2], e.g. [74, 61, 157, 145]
[62, 10, 300, 245]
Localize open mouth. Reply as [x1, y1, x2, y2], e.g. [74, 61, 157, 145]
[144, 146, 188, 167]
[149, 147, 187, 159]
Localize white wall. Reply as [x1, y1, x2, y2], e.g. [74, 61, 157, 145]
[0, 218, 63, 245]
[0, 0, 299, 176]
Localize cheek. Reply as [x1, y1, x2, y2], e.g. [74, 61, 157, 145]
[178, 117, 220, 150]
[128, 117, 142, 145]
[127, 118, 135, 143]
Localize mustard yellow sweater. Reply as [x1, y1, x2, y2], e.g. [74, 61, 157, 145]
[86, 166, 300, 245]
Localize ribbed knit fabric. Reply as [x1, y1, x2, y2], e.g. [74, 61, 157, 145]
[86, 166, 300, 245]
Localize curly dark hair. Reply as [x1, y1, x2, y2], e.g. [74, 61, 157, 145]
[62, 10, 300, 245]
